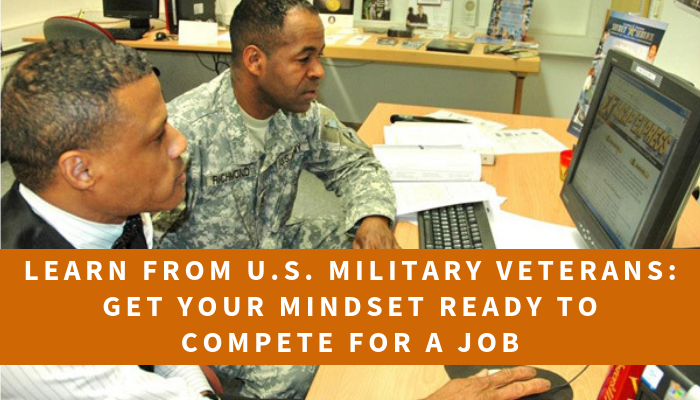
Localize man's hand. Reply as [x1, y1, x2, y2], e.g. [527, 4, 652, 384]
[424, 366, 551, 400]
[352, 216, 401, 249]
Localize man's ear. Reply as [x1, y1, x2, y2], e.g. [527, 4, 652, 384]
[57, 151, 96, 191]
[242, 45, 266, 77]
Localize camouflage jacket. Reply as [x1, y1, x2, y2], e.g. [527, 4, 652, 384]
[155, 70, 396, 249]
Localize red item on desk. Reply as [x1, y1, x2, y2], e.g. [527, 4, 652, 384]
[560, 149, 573, 181]
[596, 365, 646, 400]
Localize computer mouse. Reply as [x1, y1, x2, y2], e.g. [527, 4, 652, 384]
[445, 365, 573, 400]
[155, 32, 167, 41]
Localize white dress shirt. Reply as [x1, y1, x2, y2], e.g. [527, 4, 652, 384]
[19, 184, 154, 249]
[0, 365, 212, 400]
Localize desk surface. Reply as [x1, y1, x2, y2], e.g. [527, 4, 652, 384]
[24, 29, 539, 74]
[357, 103, 700, 249]
[24, 28, 539, 114]
[306, 365, 609, 400]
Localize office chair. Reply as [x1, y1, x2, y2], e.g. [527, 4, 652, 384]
[43, 16, 116, 42]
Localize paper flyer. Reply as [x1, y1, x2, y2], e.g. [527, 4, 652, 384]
[486, 0, 534, 41]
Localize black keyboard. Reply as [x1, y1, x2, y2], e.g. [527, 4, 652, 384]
[105, 28, 148, 40]
[418, 202, 496, 249]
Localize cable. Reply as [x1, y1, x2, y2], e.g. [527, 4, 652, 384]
[195, 52, 217, 73]
[550, 365, 590, 392]
[211, 53, 231, 75]
[213, 53, 230, 75]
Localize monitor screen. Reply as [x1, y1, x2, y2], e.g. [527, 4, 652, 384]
[103, 0, 159, 29]
[561, 50, 700, 248]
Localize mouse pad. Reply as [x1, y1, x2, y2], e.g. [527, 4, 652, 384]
[444, 366, 573, 400]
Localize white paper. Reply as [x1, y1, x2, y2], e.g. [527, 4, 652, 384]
[384, 123, 495, 150]
[178, 20, 219, 45]
[453, 32, 475, 39]
[217, 32, 230, 42]
[426, 110, 508, 132]
[324, 34, 347, 45]
[419, 30, 447, 39]
[490, 209, 587, 249]
[483, 128, 568, 155]
[407, 0, 453, 32]
[453, 0, 478, 28]
[373, 145, 482, 182]
[345, 34, 372, 46]
[393, 181, 497, 215]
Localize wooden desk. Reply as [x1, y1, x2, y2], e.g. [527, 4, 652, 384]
[24, 30, 539, 114]
[358, 103, 700, 249]
[306, 365, 609, 400]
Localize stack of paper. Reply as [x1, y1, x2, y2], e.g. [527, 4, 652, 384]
[408, 110, 568, 156]
[384, 122, 496, 164]
[392, 181, 497, 216]
[373, 145, 481, 182]
[377, 110, 577, 244]
[384, 122, 493, 147]
[377, 123, 499, 217]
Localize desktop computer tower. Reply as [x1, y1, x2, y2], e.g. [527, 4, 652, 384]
[165, 0, 216, 35]
[637, 366, 700, 400]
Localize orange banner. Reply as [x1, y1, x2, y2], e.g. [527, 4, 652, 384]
[0, 249, 696, 364]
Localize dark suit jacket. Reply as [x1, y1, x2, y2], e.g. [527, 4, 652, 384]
[1, 181, 75, 249]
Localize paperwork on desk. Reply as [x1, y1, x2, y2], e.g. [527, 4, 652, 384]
[425, 110, 508, 132]
[385, 122, 493, 148]
[179, 20, 219, 45]
[389, 110, 568, 155]
[373, 144, 493, 216]
[373, 145, 481, 182]
[486, 128, 568, 155]
[490, 209, 587, 249]
[393, 182, 497, 216]
[346, 34, 372, 46]
[324, 34, 347, 45]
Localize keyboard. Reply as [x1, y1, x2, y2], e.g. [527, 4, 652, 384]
[418, 202, 496, 249]
[105, 28, 148, 40]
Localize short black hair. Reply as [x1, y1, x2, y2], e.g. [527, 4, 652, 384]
[1, 40, 153, 192]
[229, 0, 319, 66]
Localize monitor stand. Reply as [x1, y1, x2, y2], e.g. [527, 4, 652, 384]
[444, 366, 573, 400]
[129, 18, 150, 30]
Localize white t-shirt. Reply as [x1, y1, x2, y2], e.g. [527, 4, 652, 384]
[239, 105, 272, 150]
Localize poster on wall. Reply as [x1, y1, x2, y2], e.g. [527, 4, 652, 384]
[406, 0, 452, 31]
[567, 11, 668, 137]
[313, 0, 355, 27]
[674, 0, 700, 18]
[362, 0, 392, 20]
[486, 0, 534, 41]
[313, 0, 354, 15]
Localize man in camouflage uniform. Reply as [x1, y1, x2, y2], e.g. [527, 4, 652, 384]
[155, 0, 398, 250]
[154, 0, 398, 397]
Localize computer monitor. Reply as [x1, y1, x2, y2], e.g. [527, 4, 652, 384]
[561, 49, 700, 248]
[103, 0, 159, 30]
[638, 366, 700, 400]
[164, 0, 216, 35]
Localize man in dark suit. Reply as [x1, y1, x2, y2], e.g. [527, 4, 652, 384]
[1, 40, 187, 249]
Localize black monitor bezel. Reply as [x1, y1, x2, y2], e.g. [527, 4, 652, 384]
[102, 0, 159, 22]
[561, 49, 700, 249]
